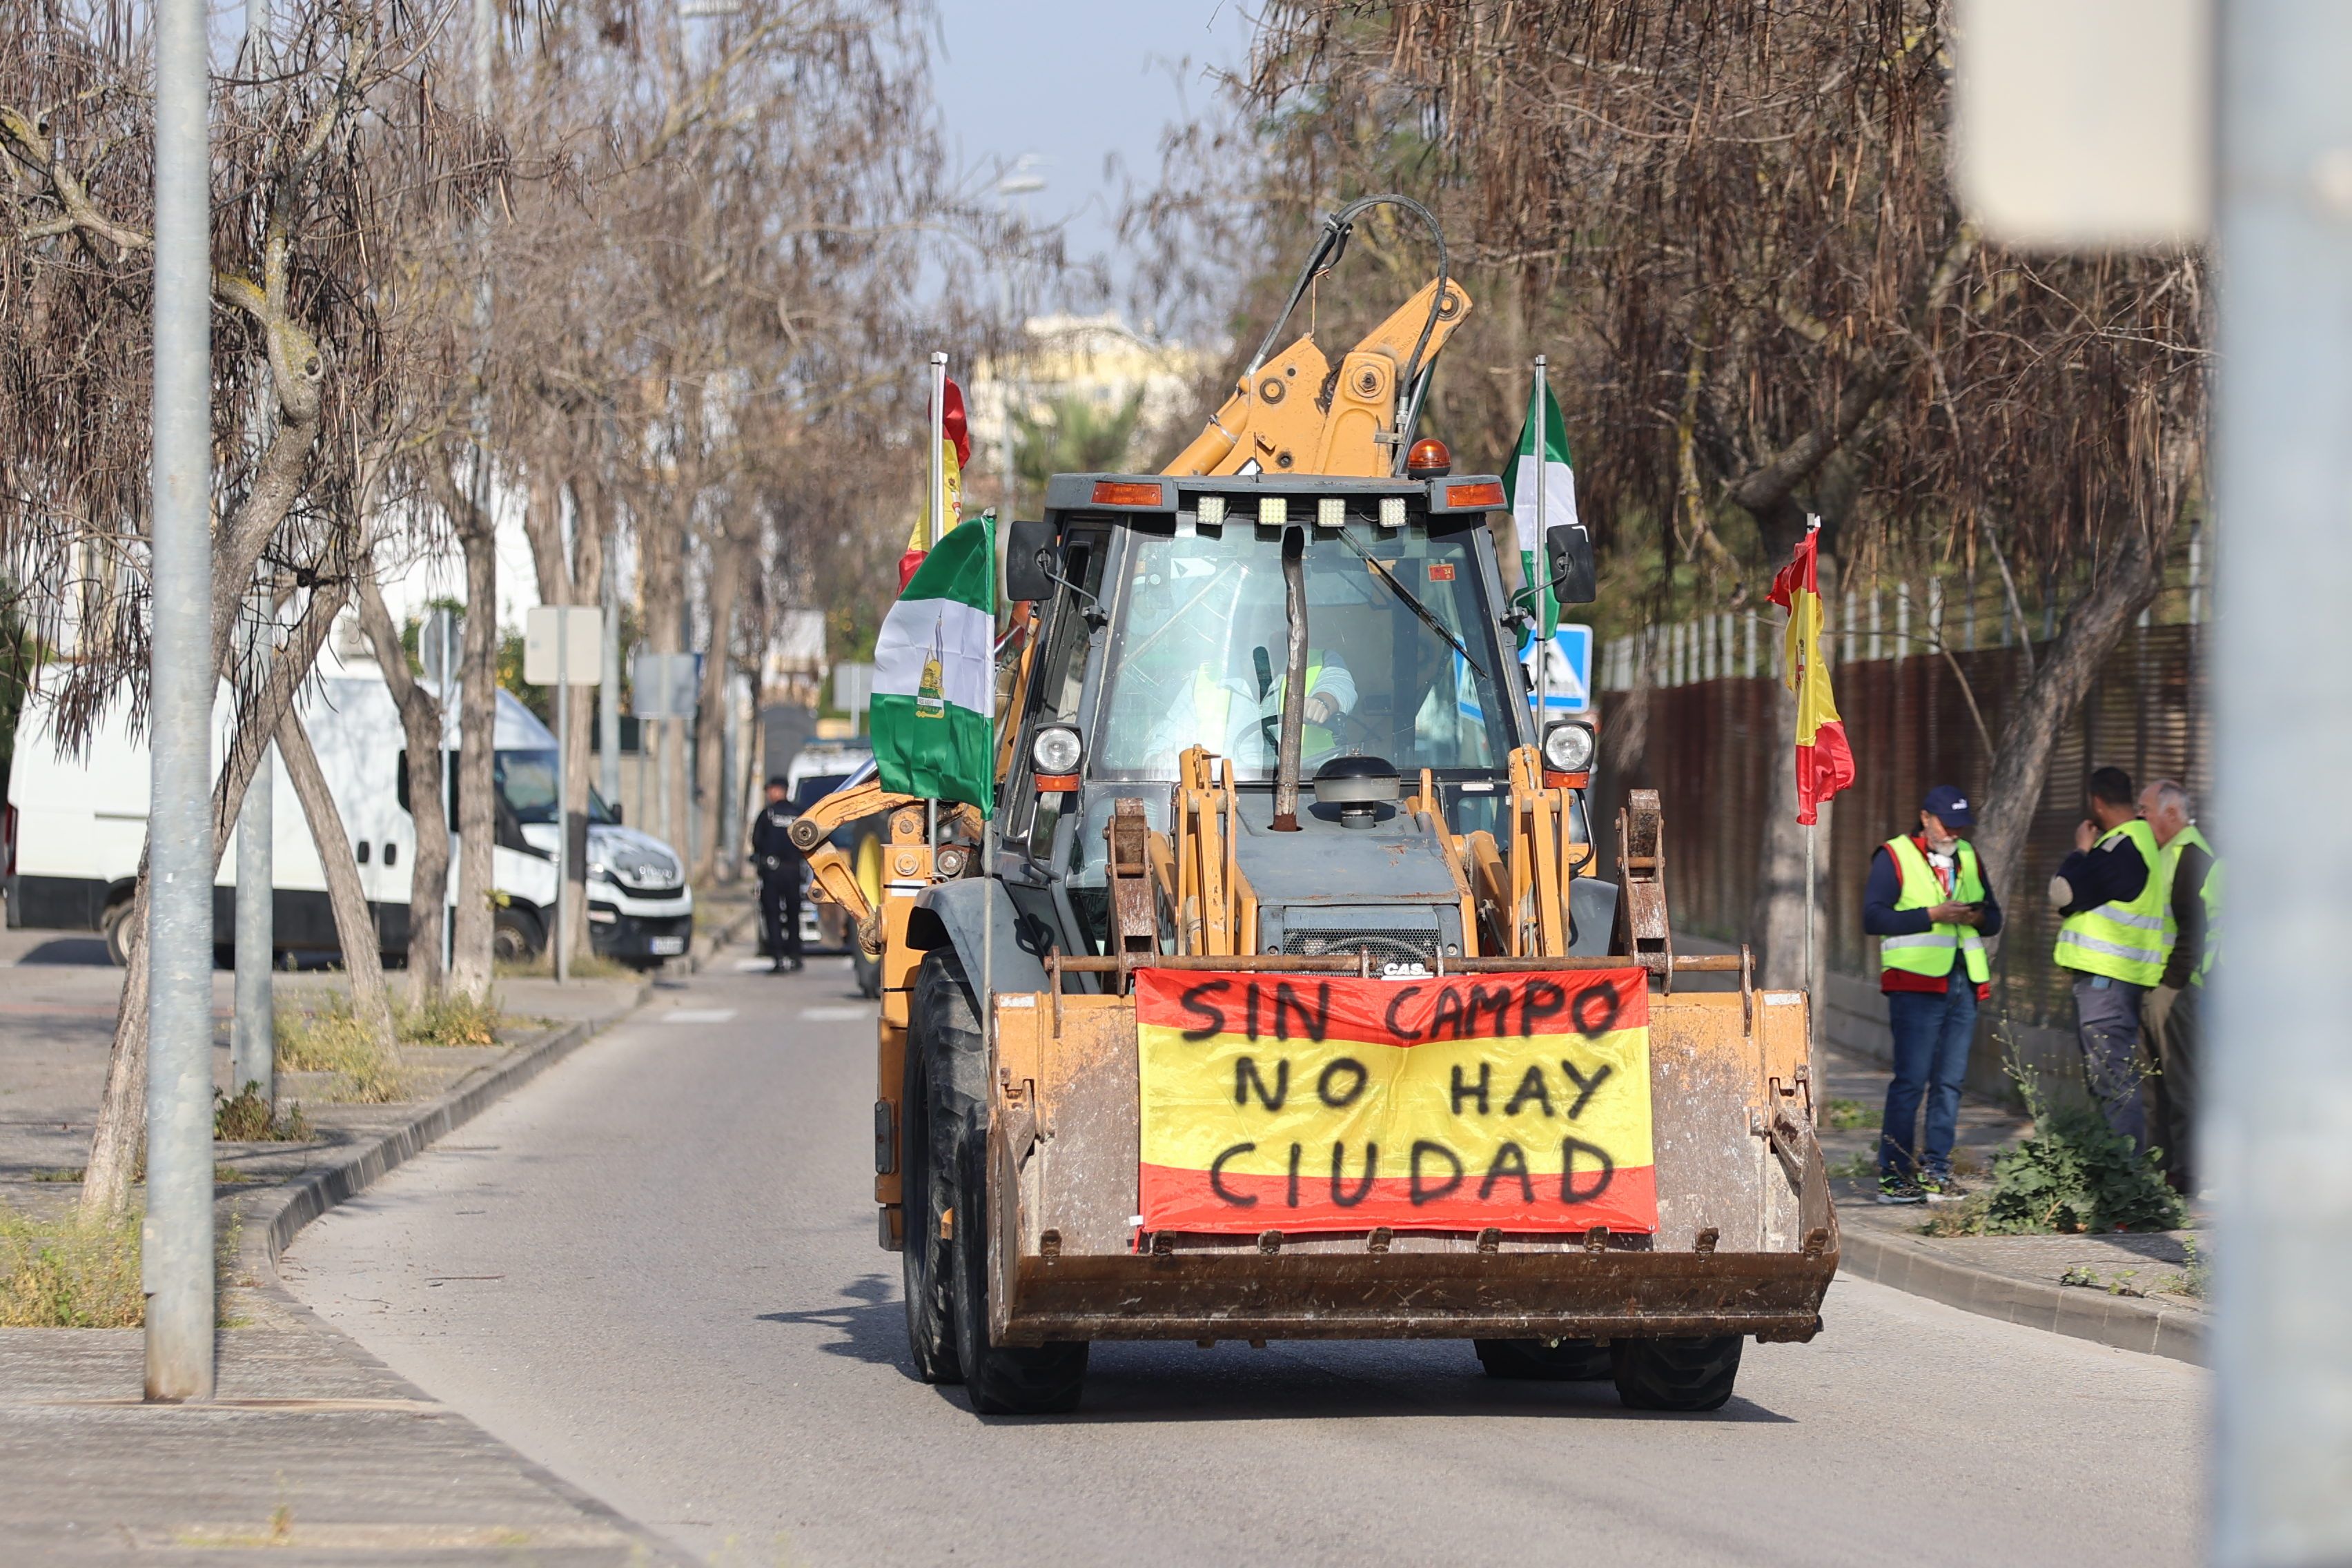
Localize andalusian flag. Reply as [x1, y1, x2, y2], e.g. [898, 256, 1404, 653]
[872, 512, 994, 814]
[1502, 373, 1579, 638]
[1766, 524, 1856, 825]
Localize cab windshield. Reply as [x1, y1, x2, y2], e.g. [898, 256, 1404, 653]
[1092, 516, 1516, 781]
[496, 749, 617, 825]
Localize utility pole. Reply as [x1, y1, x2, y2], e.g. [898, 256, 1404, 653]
[600, 525, 620, 808]
[146, 0, 215, 1403]
[2211, 4, 2352, 1560]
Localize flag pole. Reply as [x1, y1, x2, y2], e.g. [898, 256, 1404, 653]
[928, 352, 945, 849]
[1532, 356, 1549, 732]
[981, 513, 996, 1069]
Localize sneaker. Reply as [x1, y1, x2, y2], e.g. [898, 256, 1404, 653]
[1919, 1172, 1972, 1204]
[1875, 1175, 1925, 1205]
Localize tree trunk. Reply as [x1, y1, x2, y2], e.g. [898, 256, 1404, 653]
[81, 582, 346, 1217]
[689, 525, 745, 885]
[1972, 522, 2174, 914]
[276, 708, 398, 1047]
[449, 501, 500, 997]
[520, 470, 609, 965]
[355, 576, 449, 999]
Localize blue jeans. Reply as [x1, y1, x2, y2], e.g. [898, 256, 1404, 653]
[1880, 972, 1978, 1179]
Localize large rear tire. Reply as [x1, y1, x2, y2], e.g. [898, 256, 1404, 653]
[913, 948, 1087, 1415]
[900, 957, 962, 1384]
[1474, 1337, 1614, 1382]
[1609, 1335, 1744, 1412]
[952, 1126, 1088, 1415]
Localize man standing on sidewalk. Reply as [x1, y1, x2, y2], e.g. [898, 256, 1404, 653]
[1864, 785, 2002, 1204]
[2049, 766, 2165, 1150]
[2138, 777, 2222, 1194]
[749, 777, 806, 974]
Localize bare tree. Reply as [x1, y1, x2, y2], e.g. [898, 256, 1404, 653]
[1156, 0, 2206, 979]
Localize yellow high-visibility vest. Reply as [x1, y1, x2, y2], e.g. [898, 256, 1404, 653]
[1879, 834, 1990, 984]
[2053, 819, 2166, 986]
[2159, 823, 2222, 988]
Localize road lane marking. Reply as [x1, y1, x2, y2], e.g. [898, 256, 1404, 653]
[798, 1006, 869, 1022]
[663, 1010, 738, 1023]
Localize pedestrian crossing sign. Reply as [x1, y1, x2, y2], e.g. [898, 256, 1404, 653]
[1523, 623, 1594, 716]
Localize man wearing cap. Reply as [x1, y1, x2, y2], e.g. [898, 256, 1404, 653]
[2050, 766, 2164, 1150]
[1863, 785, 2003, 1203]
[748, 776, 806, 974]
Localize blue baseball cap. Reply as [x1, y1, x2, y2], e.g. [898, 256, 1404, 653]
[1921, 785, 1974, 830]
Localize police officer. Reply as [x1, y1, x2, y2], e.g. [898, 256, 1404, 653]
[749, 776, 805, 974]
[2050, 766, 2166, 1149]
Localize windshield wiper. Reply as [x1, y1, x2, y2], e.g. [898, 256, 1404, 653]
[1337, 531, 1486, 678]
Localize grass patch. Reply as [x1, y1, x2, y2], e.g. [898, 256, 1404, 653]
[1821, 1097, 1871, 1132]
[275, 996, 410, 1103]
[493, 950, 637, 981]
[1826, 1150, 1876, 1182]
[398, 990, 502, 1048]
[213, 1084, 313, 1142]
[1914, 1108, 2184, 1236]
[1, 1205, 144, 1326]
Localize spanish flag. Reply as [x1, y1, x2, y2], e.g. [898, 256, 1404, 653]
[897, 378, 972, 589]
[1766, 523, 1856, 825]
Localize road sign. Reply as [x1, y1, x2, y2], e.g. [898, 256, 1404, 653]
[1954, 0, 2211, 247]
[524, 605, 602, 686]
[418, 607, 461, 685]
[1524, 623, 1594, 716]
[832, 661, 874, 715]
[631, 651, 700, 719]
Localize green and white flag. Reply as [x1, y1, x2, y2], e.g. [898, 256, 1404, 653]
[872, 512, 995, 814]
[1502, 373, 1579, 638]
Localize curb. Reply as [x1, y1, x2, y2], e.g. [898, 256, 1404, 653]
[681, 899, 760, 975]
[1838, 1220, 2205, 1364]
[237, 999, 638, 1279]
[215, 986, 698, 1567]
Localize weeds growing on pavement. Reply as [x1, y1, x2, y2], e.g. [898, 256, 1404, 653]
[493, 950, 635, 981]
[213, 1084, 313, 1141]
[275, 996, 410, 1102]
[1, 1203, 250, 1328]
[0, 1205, 144, 1326]
[1921, 1108, 2183, 1235]
[1821, 1097, 1870, 1131]
[398, 990, 502, 1048]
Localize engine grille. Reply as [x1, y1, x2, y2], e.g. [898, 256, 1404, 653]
[1282, 928, 1440, 966]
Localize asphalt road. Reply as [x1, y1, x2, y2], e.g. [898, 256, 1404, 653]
[282, 957, 2204, 1568]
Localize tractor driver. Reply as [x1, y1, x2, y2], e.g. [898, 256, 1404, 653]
[1129, 557, 1358, 774]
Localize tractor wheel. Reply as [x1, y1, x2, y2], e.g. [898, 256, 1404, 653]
[900, 963, 961, 1384]
[1609, 1335, 1745, 1412]
[952, 1124, 1087, 1415]
[1474, 1337, 1614, 1382]
[914, 947, 1086, 1414]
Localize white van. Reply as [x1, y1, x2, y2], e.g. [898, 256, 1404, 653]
[3, 654, 694, 969]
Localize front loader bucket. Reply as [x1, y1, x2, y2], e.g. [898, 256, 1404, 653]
[983, 966, 1837, 1346]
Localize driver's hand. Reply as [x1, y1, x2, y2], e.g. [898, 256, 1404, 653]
[1304, 692, 1336, 726]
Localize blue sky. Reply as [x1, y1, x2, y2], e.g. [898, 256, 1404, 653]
[929, 0, 1254, 307]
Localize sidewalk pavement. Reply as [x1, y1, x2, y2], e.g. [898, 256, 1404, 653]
[1815, 1010, 2205, 1364]
[0, 925, 696, 1564]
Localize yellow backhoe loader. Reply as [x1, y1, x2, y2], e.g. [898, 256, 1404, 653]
[794, 196, 1836, 1414]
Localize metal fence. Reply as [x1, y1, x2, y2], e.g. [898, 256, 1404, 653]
[1591, 588, 2211, 1034]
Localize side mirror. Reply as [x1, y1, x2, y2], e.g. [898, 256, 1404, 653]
[1003, 518, 1059, 603]
[1545, 523, 1597, 607]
